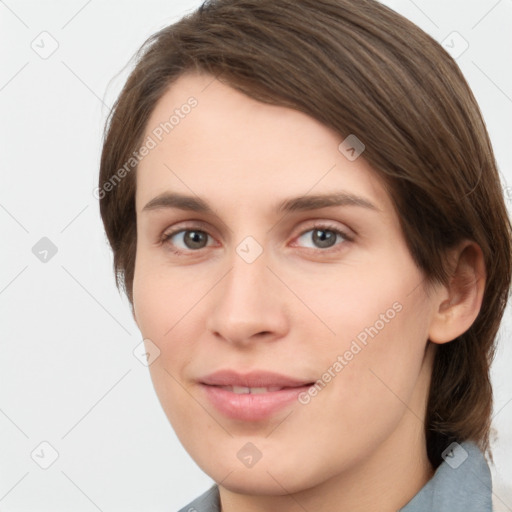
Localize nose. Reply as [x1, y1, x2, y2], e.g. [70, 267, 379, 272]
[206, 245, 290, 347]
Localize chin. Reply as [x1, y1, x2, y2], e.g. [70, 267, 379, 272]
[195, 449, 323, 496]
[215, 470, 310, 496]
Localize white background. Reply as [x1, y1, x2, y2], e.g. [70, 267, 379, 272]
[0, 0, 511, 510]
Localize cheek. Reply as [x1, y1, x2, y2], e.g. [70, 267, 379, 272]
[132, 269, 165, 340]
[132, 250, 202, 339]
[133, 277, 196, 378]
[304, 264, 432, 424]
[133, 270, 202, 438]
[132, 257, 210, 396]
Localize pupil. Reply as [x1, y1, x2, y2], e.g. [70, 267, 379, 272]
[313, 229, 335, 248]
[185, 231, 206, 249]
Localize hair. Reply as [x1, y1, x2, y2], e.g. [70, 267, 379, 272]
[98, 0, 512, 468]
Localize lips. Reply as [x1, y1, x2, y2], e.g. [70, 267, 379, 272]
[199, 369, 315, 421]
[200, 369, 313, 388]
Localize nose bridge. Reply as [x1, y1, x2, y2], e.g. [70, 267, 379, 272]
[207, 237, 288, 344]
[229, 241, 269, 301]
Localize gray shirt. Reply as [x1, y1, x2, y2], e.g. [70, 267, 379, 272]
[177, 441, 492, 512]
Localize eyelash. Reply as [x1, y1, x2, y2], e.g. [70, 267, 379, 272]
[159, 222, 353, 256]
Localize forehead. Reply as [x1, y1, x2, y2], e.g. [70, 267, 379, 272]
[135, 71, 391, 215]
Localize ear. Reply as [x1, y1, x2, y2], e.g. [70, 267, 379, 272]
[428, 241, 486, 344]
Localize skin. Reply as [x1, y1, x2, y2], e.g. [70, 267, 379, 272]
[131, 71, 486, 512]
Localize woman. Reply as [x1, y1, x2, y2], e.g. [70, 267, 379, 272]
[98, 0, 512, 510]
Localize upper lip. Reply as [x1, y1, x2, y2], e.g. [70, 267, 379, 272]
[200, 369, 313, 388]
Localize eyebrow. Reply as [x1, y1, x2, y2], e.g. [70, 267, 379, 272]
[141, 191, 379, 215]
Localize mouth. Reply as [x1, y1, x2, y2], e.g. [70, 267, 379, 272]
[199, 368, 314, 388]
[214, 385, 305, 394]
[199, 369, 315, 421]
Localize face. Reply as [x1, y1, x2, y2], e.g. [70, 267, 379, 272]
[132, 72, 440, 495]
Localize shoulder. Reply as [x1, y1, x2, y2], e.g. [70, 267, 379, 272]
[177, 484, 220, 512]
[399, 441, 493, 512]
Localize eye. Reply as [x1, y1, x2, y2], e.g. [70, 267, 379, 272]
[160, 222, 352, 256]
[161, 228, 214, 253]
[294, 224, 352, 251]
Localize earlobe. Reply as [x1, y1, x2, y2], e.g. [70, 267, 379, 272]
[428, 241, 486, 344]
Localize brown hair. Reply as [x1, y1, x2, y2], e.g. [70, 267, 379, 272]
[98, 0, 512, 467]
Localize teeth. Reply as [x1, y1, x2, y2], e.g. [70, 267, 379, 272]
[221, 386, 283, 394]
[232, 386, 251, 394]
[250, 387, 279, 394]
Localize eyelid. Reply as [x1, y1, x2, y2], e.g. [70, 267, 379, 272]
[160, 219, 215, 239]
[297, 220, 353, 239]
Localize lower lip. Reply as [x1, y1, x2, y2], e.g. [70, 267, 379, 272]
[201, 384, 312, 421]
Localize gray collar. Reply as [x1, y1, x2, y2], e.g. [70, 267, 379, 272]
[179, 441, 492, 512]
[399, 441, 493, 511]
